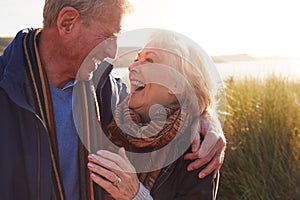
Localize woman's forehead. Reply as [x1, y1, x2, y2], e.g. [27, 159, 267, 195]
[139, 47, 176, 60]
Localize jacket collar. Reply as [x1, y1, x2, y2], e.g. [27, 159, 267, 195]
[92, 60, 113, 88]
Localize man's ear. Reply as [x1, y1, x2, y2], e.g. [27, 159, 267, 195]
[57, 7, 80, 34]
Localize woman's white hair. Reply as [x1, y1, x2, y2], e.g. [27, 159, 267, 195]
[144, 29, 224, 117]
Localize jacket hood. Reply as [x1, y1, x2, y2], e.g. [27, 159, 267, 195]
[0, 29, 30, 84]
[0, 29, 34, 111]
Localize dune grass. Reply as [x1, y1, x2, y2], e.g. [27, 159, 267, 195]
[0, 37, 13, 55]
[218, 76, 300, 199]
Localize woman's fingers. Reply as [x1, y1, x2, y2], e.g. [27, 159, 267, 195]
[87, 161, 119, 183]
[88, 153, 123, 173]
[88, 148, 136, 185]
[95, 149, 135, 173]
[88, 148, 140, 200]
[89, 172, 121, 198]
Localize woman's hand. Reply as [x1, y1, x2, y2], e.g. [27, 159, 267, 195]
[88, 148, 140, 200]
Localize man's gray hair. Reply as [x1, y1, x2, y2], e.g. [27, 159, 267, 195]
[43, 0, 132, 27]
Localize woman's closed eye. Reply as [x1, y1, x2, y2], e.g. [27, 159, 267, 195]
[145, 58, 154, 63]
[133, 58, 154, 63]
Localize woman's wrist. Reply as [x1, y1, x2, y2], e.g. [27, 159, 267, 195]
[132, 182, 153, 200]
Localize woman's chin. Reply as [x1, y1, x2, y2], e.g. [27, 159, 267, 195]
[128, 101, 148, 115]
[128, 99, 139, 111]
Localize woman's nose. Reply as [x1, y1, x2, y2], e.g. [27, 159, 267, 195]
[128, 63, 134, 71]
[128, 60, 143, 71]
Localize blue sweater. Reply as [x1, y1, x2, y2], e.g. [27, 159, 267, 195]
[50, 83, 79, 200]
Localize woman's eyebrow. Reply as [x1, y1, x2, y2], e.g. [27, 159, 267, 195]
[144, 51, 160, 59]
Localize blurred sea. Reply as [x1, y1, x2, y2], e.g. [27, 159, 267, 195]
[111, 58, 300, 81]
[215, 59, 300, 80]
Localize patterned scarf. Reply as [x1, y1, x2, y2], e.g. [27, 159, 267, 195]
[106, 97, 193, 191]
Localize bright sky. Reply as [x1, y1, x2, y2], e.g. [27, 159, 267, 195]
[0, 0, 299, 57]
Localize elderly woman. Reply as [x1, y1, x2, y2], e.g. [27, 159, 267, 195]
[88, 30, 224, 199]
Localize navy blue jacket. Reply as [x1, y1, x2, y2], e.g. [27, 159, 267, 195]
[0, 30, 127, 200]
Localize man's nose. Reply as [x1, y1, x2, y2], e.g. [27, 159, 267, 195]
[106, 37, 118, 59]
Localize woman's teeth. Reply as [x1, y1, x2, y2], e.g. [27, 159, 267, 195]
[131, 80, 145, 91]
